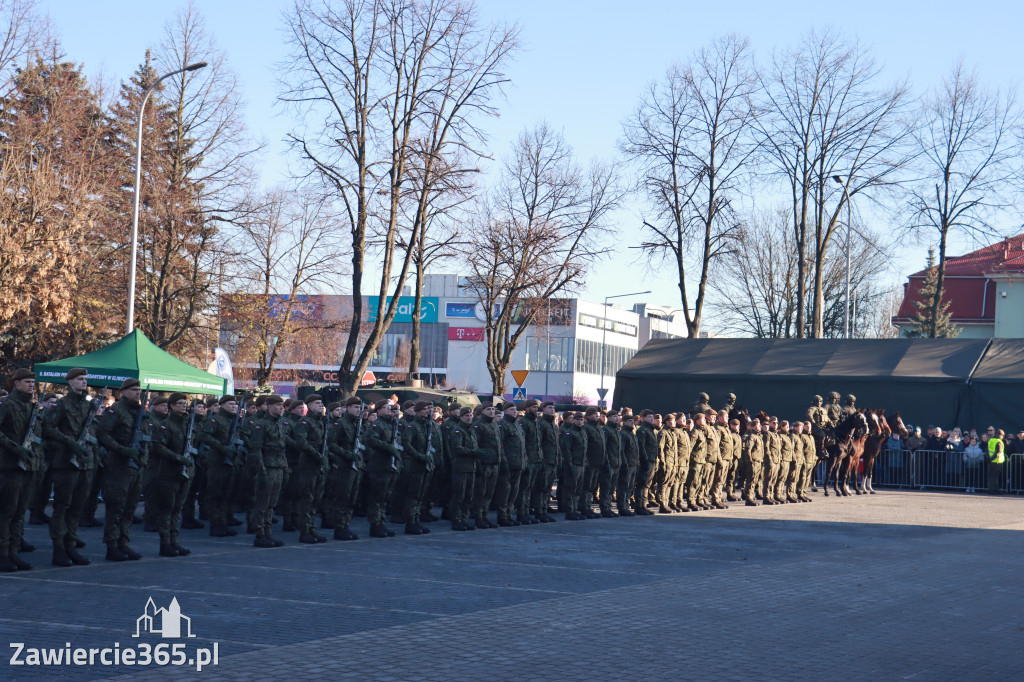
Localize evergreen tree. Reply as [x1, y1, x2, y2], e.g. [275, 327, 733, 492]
[906, 247, 960, 338]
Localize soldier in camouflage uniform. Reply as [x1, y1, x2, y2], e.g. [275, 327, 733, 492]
[788, 422, 805, 502]
[655, 413, 677, 513]
[726, 418, 743, 501]
[149, 393, 196, 557]
[251, 395, 287, 548]
[669, 414, 691, 511]
[199, 394, 242, 538]
[691, 392, 712, 416]
[741, 419, 764, 506]
[712, 410, 733, 509]
[0, 369, 40, 571]
[531, 401, 561, 521]
[447, 407, 480, 531]
[775, 420, 795, 503]
[598, 410, 622, 517]
[699, 411, 721, 509]
[633, 411, 658, 515]
[579, 408, 606, 519]
[842, 394, 858, 418]
[617, 413, 639, 516]
[494, 402, 527, 526]
[96, 379, 149, 562]
[289, 394, 329, 544]
[761, 417, 782, 505]
[398, 401, 435, 535]
[800, 421, 817, 501]
[364, 401, 403, 538]
[517, 401, 542, 524]
[141, 395, 168, 533]
[41, 368, 98, 567]
[825, 392, 843, 429]
[685, 412, 709, 512]
[471, 405, 501, 529]
[559, 412, 587, 520]
[326, 398, 366, 540]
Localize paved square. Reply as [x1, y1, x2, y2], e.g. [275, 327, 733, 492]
[3, 492, 1023, 681]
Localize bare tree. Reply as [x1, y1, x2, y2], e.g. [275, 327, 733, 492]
[223, 190, 345, 386]
[464, 123, 621, 395]
[621, 34, 757, 337]
[709, 206, 891, 338]
[757, 29, 912, 337]
[908, 60, 1021, 337]
[0, 0, 47, 95]
[280, 0, 517, 396]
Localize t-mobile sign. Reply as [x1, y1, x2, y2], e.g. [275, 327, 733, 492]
[448, 327, 485, 341]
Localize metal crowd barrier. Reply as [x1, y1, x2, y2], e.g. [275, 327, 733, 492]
[809, 450, 1024, 494]
[868, 449, 1024, 494]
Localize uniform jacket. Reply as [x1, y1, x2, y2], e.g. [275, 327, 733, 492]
[520, 412, 543, 465]
[560, 423, 586, 467]
[619, 426, 640, 467]
[43, 390, 98, 470]
[150, 411, 195, 480]
[602, 423, 622, 469]
[474, 416, 502, 466]
[448, 421, 481, 474]
[499, 415, 526, 470]
[0, 389, 37, 471]
[583, 420, 606, 468]
[365, 415, 402, 474]
[259, 413, 288, 469]
[636, 422, 658, 464]
[97, 398, 146, 468]
[538, 415, 561, 467]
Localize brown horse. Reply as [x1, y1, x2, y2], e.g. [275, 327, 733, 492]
[856, 410, 891, 494]
[823, 411, 869, 496]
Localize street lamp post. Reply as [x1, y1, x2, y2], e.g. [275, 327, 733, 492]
[599, 290, 651, 403]
[126, 61, 208, 334]
[833, 175, 853, 339]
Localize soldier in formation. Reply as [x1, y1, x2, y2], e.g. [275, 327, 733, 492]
[7, 373, 853, 563]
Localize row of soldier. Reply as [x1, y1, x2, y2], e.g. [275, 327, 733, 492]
[0, 369, 837, 571]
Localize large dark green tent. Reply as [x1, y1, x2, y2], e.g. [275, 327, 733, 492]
[33, 330, 226, 395]
[612, 337, 997, 429]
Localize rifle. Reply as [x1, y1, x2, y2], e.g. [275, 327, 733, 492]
[351, 402, 365, 471]
[224, 397, 247, 467]
[390, 409, 403, 471]
[181, 401, 198, 479]
[72, 388, 109, 470]
[19, 398, 42, 472]
[125, 386, 151, 470]
[425, 418, 435, 473]
[318, 408, 329, 473]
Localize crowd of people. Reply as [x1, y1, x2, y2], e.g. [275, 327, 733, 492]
[0, 369, 1017, 573]
[878, 423, 1021, 492]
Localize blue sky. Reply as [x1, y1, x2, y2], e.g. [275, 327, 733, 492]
[43, 0, 1023, 318]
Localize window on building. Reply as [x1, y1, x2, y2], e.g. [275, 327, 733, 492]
[578, 312, 637, 337]
[525, 336, 574, 372]
[573, 338, 635, 376]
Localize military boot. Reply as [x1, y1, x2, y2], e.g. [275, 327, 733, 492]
[369, 525, 390, 538]
[159, 543, 179, 557]
[119, 543, 143, 561]
[65, 542, 90, 566]
[52, 544, 74, 568]
[253, 535, 276, 548]
[299, 531, 321, 543]
[8, 554, 31, 570]
[333, 527, 358, 541]
[105, 544, 129, 562]
[171, 542, 191, 556]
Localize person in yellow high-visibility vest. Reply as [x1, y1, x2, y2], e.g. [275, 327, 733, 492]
[987, 429, 1005, 494]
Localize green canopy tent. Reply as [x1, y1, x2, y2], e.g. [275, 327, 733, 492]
[33, 330, 226, 395]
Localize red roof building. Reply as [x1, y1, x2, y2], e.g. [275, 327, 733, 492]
[894, 234, 1024, 338]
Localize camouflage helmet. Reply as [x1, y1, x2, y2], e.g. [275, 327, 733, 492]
[812, 394, 823, 404]
[726, 393, 736, 402]
[845, 394, 857, 404]
[828, 391, 840, 401]
[698, 392, 709, 402]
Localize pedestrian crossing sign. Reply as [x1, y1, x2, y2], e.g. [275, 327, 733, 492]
[512, 387, 526, 401]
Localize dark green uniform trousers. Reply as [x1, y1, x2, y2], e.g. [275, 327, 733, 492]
[205, 463, 236, 529]
[293, 467, 323, 534]
[366, 469, 397, 527]
[559, 463, 583, 515]
[400, 461, 430, 526]
[449, 466, 475, 525]
[577, 465, 601, 513]
[531, 463, 556, 515]
[493, 463, 523, 521]
[597, 463, 619, 512]
[471, 463, 498, 521]
[103, 464, 142, 546]
[251, 468, 285, 537]
[49, 468, 93, 547]
[0, 470, 31, 559]
[617, 465, 637, 513]
[155, 476, 190, 546]
[515, 465, 536, 518]
[327, 466, 361, 531]
[634, 460, 655, 511]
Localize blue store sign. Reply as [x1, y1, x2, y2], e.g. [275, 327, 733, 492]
[368, 296, 438, 323]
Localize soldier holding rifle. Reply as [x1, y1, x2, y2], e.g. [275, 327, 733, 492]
[0, 368, 41, 571]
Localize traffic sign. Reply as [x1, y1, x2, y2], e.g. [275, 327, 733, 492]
[511, 370, 530, 387]
[597, 400, 607, 408]
[512, 387, 527, 401]
[596, 387, 608, 400]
